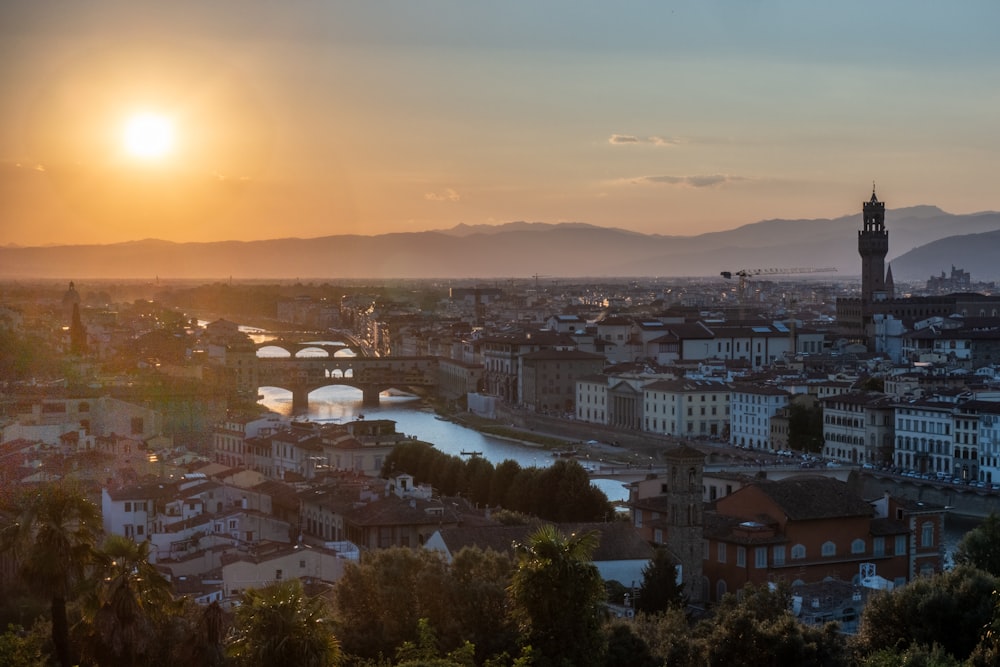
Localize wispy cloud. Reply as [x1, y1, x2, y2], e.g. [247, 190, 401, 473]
[608, 134, 683, 146]
[609, 134, 640, 144]
[425, 188, 461, 202]
[629, 174, 743, 188]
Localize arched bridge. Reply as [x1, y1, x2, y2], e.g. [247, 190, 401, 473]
[254, 334, 367, 358]
[256, 355, 439, 412]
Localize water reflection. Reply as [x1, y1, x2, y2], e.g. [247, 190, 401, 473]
[257, 385, 629, 502]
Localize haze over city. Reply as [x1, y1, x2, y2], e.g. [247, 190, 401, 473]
[3, 1, 1000, 247]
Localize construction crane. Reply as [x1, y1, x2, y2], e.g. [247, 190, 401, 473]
[720, 267, 837, 319]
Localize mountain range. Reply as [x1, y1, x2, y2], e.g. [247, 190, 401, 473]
[2, 206, 998, 281]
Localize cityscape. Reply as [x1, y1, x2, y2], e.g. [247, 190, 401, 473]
[4, 2, 1000, 666]
[3, 190, 1000, 665]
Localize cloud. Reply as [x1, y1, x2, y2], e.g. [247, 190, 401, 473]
[609, 134, 640, 144]
[425, 188, 461, 202]
[608, 134, 682, 146]
[630, 174, 743, 188]
[648, 136, 682, 147]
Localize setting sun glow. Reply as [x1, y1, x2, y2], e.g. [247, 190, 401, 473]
[122, 112, 175, 159]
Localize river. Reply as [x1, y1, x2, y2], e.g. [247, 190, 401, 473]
[256, 384, 632, 503]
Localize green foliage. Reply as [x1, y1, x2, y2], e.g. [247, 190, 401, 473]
[628, 607, 698, 666]
[0, 482, 101, 667]
[0, 328, 64, 381]
[508, 525, 606, 667]
[967, 589, 1000, 667]
[691, 583, 848, 667]
[954, 512, 1000, 577]
[859, 644, 962, 667]
[0, 623, 47, 667]
[334, 546, 516, 665]
[854, 565, 1000, 662]
[333, 548, 451, 661]
[384, 443, 612, 522]
[228, 578, 341, 667]
[635, 548, 686, 614]
[73, 535, 181, 666]
[603, 622, 659, 667]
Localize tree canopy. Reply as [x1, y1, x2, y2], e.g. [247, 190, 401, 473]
[954, 512, 1000, 577]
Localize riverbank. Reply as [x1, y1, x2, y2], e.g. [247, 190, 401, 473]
[430, 401, 653, 468]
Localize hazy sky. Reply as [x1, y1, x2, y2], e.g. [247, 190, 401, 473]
[2, 1, 998, 246]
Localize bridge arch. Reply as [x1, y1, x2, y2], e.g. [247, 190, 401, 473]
[255, 355, 438, 413]
[254, 335, 365, 358]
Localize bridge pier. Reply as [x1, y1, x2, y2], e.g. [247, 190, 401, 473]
[291, 387, 311, 414]
[361, 386, 381, 407]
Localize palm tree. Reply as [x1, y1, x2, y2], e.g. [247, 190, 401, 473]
[508, 524, 607, 667]
[75, 534, 178, 666]
[0, 483, 101, 667]
[227, 578, 342, 667]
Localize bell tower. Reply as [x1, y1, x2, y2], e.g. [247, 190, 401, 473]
[859, 185, 889, 303]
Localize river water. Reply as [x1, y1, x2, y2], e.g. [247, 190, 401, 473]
[257, 384, 632, 503]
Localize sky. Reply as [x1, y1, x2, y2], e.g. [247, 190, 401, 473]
[2, 1, 999, 246]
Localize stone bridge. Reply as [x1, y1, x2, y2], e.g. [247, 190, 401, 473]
[255, 355, 439, 412]
[254, 333, 367, 358]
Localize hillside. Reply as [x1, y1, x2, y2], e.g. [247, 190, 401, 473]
[1, 206, 998, 280]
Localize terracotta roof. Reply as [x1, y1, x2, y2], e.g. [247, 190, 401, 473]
[733, 477, 874, 521]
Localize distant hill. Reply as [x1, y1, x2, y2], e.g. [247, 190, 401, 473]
[1, 206, 998, 280]
[890, 227, 1000, 282]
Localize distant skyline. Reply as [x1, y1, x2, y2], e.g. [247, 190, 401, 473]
[2, 1, 999, 246]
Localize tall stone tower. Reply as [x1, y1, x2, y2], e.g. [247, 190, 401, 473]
[661, 443, 705, 604]
[859, 187, 889, 303]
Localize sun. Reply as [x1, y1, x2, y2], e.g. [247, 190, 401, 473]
[122, 112, 175, 159]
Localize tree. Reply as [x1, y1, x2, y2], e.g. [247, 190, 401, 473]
[446, 547, 517, 663]
[74, 535, 179, 666]
[954, 512, 1000, 576]
[0, 623, 47, 667]
[333, 547, 451, 661]
[635, 548, 686, 614]
[603, 622, 659, 667]
[227, 578, 341, 667]
[968, 589, 1000, 667]
[693, 583, 848, 667]
[0, 483, 101, 667]
[859, 644, 962, 667]
[854, 565, 1000, 662]
[508, 524, 606, 667]
[628, 607, 698, 666]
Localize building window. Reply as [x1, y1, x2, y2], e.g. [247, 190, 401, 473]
[717, 543, 727, 563]
[275, 569, 283, 580]
[895, 535, 907, 555]
[754, 547, 767, 568]
[773, 545, 785, 566]
[634, 510, 643, 528]
[822, 541, 836, 557]
[873, 536, 885, 557]
[736, 546, 746, 567]
[921, 522, 934, 548]
[131, 417, 144, 435]
[851, 539, 866, 555]
[791, 544, 806, 560]
[299, 560, 306, 568]
[124, 502, 132, 512]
